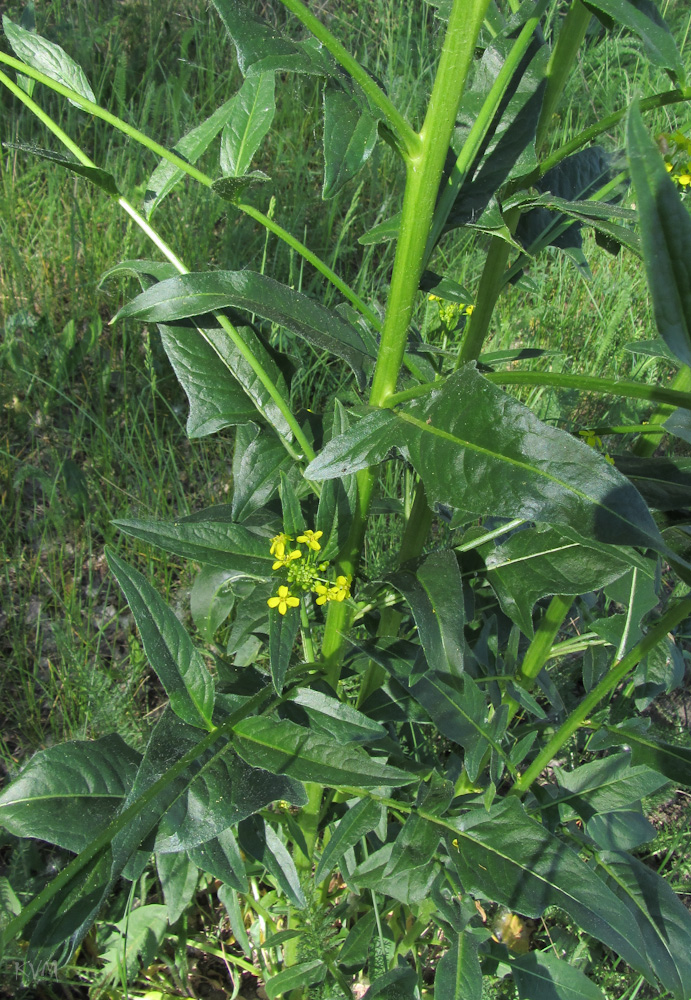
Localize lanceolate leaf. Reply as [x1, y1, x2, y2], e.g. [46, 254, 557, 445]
[0, 735, 141, 853]
[306, 366, 666, 554]
[3, 16, 96, 105]
[238, 815, 306, 909]
[314, 797, 383, 884]
[548, 753, 669, 818]
[3, 143, 119, 196]
[112, 517, 273, 579]
[114, 271, 373, 387]
[511, 950, 606, 1000]
[584, 0, 685, 84]
[323, 84, 379, 198]
[269, 603, 300, 694]
[448, 798, 652, 981]
[233, 716, 416, 788]
[266, 961, 327, 1000]
[188, 827, 247, 892]
[190, 566, 237, 642]
[601, 724, 691, 787]
[220, 72, 276, 177]
[106, 550, 215, 730]
[435, 932, 482, 1000]
[232, 425, 288, 520]
[597, 851, 691, 999]
[627, 103, 691, 368]
[143, 98, 238, 219]
[157, 852, 199, 925]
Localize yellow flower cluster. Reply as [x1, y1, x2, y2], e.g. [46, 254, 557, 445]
[659, 130, 691, 191]
[267, 530, 351, 615]
[428, 294, 474, 329]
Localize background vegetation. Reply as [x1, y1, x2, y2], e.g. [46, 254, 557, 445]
[1, 0, 690, 996]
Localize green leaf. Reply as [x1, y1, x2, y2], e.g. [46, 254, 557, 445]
[266, 961, 327, 1000]
[481, 524, 649, 637]
[600, 724, 691, 786]
[114, 270, 373, 388]
[548, 753, 669, 820]
[3, 143, 119, 196]
[584, 0, 685, 84]
[338, 910, 377, 971]
[96, 904, 168, 985]
[212, 170, 271, 202]
[143, 98, 238, 219]
[289, 688, 387, 745]
[191, 566, 237, 641]
[209, 0, 330, 77]
[613, 455, 691, 512]
[238, 815, 306, 909]
[322, 84, 379, 199]
[188, 827, 246, 892]
[435, 931, 482, 1000]
[106, 550, 215, 730]
[154, 748, 306, 853]
[364, 965, 420, 1000]
[0, 734, 140, 853]
[586, 809, 656, 851]
[511, 950, 606, 1000]
[220, 72, 275, 177]
[358, 212, 401, 246]
[448, 798, 652, 981]
[218, 884, 252, 955]
[279, 470, 306, 537]
[233, 715, 417, 788]
[112, 517, 273, 579]
[315, 797, 383, 884]
[2, 16, 96, 105]
[232, 424, 287, 520]
[269, 603, 300, 694]
[306, 366, 666, 554]
[627, 103, 691, 368]
[156, 852, 199, 925]
[389, 550, 465, 675]
[597, 851, 691, 999]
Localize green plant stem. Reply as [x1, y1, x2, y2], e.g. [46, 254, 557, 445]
[286, 782, 323, 966]
[425, 0, 548, 259]
[632, 366, 691, 456]
[511, 596, 691, 795]
[300, 602, 316, 663]
[521, 594, 573, 682]
[276, 0, 420, 159]
[0, 683, 280, 949]
[484, 369, 691, 411]
[369, 0, 492, 405]
[0, 54, 377, 335]
[535, 0, 592, 152]
[0, 66, 315, 463]
[454, 218, 515, 367]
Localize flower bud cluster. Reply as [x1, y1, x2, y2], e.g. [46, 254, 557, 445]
[659, 130, 691, 192]
[428, 293, 474, 330]
[267, 530, 351, 615]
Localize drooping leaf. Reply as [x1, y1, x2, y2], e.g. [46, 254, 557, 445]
[0, 734, 140, 853]
[363, 963, 420, 1000]
[218, 883, 252, 955]
[613, 455, 691, 512]
[232, 424, 287, 520]
[112, 517, 273, 579]
[95, 904, 168, 986]
[106, 550, 215, 730]
[314, 797, 384, 884]
[435, 931, 482, 1000]
[597, 851, 691, 999]
[156, 852, 199, 925]
[511, 949, 606, 1000]
[238, 814, 306, 909]
[627, 103, 691, 368]
[220, 72, 276, 177]
[154, 747, 306, 853]
[209, 0, 330, 77]
[3, 16, 96, 105]
[191, 566, 238, 641]
[188, 827, 247, 892]
[322, 83, 379, 198]
[481, 524, 651, 637]
[143, 98, 238, 219]
[3, 143, 119, 196]
[233, 715, 416, 788]
[389, 549, 465, 675]
[583, 0, 685, 84]
[306, 366, 666, 555]
[448, 797, 652, 981]
[288, 688, 387, 745]
[114, 270, 373, 388]
[598, 723, 691, 787]
[548, 753, 669, 821]
[269, 602, 300, 694]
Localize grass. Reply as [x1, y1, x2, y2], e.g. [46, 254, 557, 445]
[1, 0, 691, 996]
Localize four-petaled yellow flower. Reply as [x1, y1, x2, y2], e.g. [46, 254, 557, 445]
[328, 576, 350, 602]
[272, 548, 302, 571]
[297, 529, 323, 551]
[267, 585, 300, 615]
[314, 582, 329, 606]
[270, 533, 292, 559]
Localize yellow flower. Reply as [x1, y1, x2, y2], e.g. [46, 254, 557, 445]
[297, 529, 323, 552]
[465, 304, 474, 315]
[679, 173, 691, 187]
[270, 533, 292, 559]
[665, 161, 674, 172]
[267, 586, 300, 615]
[272, 548, 302, 571]
[313, 582, 329, 606]
[328, 575, 350, 602]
